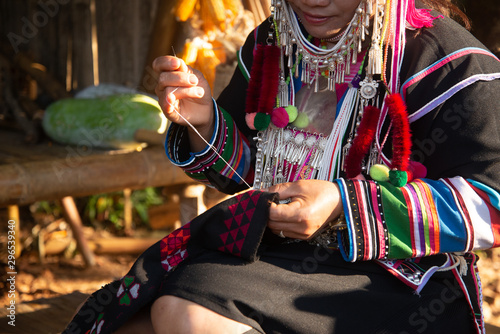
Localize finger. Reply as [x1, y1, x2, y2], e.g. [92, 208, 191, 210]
[156, 71, 199, 92]
[268, 200, 303, 222]
[170, 86, 206, 101]
[152, 56, 190, 74]
[267, 226, 308, 239]
[268, 182, 303, 201]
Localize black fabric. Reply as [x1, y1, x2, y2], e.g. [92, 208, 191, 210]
[399, 15, 500, 193]
[63, 191, 279, 333]
[160, 242, 474, 334]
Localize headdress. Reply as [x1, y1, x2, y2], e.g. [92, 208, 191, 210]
[248, 0, 440, 189]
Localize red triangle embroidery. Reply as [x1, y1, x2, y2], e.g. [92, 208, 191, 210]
[234, 212, 245, 226]
[250, 191, 261, 205]
[235, 239, 244, 251]
[224, 218, 234, 229]
[245, 207, 256, 221]
[219, 231, 229, 244]
[225, 243, 234, 253]
[229, 228, 239, 241]
[240, 223, 250, 236]
[228, 202, 239, 216]
[239, 197, 250, 212]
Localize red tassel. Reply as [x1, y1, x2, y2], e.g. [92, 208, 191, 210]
[245, 44, 265, 115]
[258, 46, 281, 115]
[386, 93, 412, 171]
[345, 105, 381, 178]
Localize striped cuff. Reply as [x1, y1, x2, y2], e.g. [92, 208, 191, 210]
[165, 99, 251, 186]
[336, 179, 389, 262]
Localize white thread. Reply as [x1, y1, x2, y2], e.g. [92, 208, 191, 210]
[167, 87, 252, 189]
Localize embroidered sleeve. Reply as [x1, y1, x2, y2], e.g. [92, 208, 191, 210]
[336, 177, 500, 262]
[165, 99, 252, 193]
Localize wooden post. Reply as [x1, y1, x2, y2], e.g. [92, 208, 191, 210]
[123, 188, 133, 236]
[60, 196, 96, 267]
[179, 184, 207, 225]
[7, 205, 22, 258]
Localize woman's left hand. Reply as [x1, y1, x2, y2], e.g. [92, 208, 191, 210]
[267, 180, 343, 240]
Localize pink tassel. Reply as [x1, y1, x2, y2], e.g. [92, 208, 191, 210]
[406, 0, 443, 29]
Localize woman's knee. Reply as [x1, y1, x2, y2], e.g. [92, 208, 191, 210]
[151, 295, 252, 334]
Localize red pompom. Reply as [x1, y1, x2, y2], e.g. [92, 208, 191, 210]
[271, 107, 289, 128]
[408, 161, 427, 180]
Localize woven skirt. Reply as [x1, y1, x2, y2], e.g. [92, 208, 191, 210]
[158, 241, 474, 334]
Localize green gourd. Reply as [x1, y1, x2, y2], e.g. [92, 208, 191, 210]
[42, 94, 167, 149]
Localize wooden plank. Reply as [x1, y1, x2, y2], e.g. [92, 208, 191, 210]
[0, 291, 89, 334]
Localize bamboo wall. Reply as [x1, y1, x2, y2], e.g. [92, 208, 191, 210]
[0, 0, 158, 94]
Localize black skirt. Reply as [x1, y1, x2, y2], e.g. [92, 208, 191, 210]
[158, 241, 475, 334]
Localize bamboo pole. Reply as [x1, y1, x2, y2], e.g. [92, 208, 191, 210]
[0, 146, 191, 207]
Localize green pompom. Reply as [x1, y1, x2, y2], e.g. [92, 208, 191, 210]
[369, 164, 390, 182]
[285, 105, 298, 123]
[389, 170, 408, 187]
[292, 112, 309, 128]
[254, 113, 271, 131]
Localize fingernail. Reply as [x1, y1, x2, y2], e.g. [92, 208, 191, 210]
[195, 87, 204, 97]
[172, 57, 180, 68]
[189, 75, 198, 85]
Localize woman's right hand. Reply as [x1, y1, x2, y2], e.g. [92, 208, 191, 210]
[153, 56, 214, 150]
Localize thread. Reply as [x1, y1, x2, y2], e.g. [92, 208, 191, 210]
[167, 87, 252, 189]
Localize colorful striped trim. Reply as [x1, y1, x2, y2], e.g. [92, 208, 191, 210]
[165, 98, 220, 168]
[336, 179, 387, 262]
[408, 72, 500, 123]
[400, 47, 499, 98]
[336, 178, 358, 262]
[468, 179, 500, 248]
[237, 48, 250, 82]
[405, 181, 437, 256]
[444, 178, 495, 250]
[338, 177, 500, 262]
[377, 254, 455, 294]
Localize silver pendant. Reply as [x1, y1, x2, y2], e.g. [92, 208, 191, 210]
[359, 77, 379, 100]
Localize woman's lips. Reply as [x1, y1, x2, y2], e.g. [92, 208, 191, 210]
[302, 12, 330, 25]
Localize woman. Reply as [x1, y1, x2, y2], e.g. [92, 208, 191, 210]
[65, 0, 500, 333]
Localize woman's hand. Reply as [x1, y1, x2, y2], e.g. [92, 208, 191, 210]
[153, 56, 214, 151]
[267, 180, 343, 240]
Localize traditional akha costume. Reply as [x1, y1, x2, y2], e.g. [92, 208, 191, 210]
[65, 0, 500, 333]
